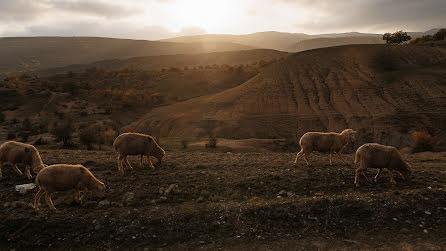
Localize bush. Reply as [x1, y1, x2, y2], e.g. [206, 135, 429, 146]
[50, 116, 74, 147]
[181, 139, 189, 149]
[205, 138, 217, 148]
[412, 131, 437, 152]
[383, 30, 411, 44]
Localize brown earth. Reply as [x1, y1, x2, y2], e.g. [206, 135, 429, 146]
[1, 150, 446, 250]
[129, 44, 446, 149]
[288, 36, 384, 52]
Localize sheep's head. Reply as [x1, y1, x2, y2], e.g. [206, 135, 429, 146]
[342, 129, 357, 142]
[92, 180, 106, 198]
[154, 146, 166, 163]
[398, 161, 412, 180]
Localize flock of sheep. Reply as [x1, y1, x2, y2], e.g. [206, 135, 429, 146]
[0, 130, 411, 211]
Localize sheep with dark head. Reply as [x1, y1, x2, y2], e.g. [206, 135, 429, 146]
[0, 141, 45, 179]
[113, 133, 165, 173]
[294, 129, 357, 166]
[354, 143, 411, 187]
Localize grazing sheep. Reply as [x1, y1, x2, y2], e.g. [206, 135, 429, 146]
[33, 164, 105, 211]
[0, 141, 45, 179]
[354, 143, 411, 187]
[113, 133, 165, 173]
[294, 129, 357, 166]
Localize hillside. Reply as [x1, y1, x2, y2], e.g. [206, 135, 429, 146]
[128, 44, 446, 148]
[36, 49, 289, 76]
[162, 31, 384, 52]
[161, 31, 312, 52]
[288, 36, 384, 52]
[0, 37, 255, 73]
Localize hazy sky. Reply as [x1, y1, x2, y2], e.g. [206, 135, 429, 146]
[0, 0, 445, 39]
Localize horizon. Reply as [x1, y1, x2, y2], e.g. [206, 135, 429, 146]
[1, 0, 445, 40]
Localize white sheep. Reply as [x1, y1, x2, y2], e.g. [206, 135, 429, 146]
[34, 164, 105, 211]
[354, 143, 411, 187]
[112, 133, 165, 173]
[0, 141, 45, 179]
[293, 129, 357, 166]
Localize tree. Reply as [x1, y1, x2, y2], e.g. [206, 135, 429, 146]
[50, 116, 74, 147]
[383, 30, 411, 44]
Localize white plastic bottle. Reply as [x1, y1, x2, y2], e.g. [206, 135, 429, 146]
[15, 183, 37, 194]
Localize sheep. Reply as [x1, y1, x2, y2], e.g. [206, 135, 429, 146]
[293, 129, 357, 166]
[0, 141, 45, 179]
[33, 164, 105, 211]
[354, 143, 411, 187]
[113, 132, 165, 173]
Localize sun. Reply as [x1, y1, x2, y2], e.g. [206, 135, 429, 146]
[171, 0, 235, 32]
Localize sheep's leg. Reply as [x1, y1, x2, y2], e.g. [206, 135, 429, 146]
[33, 189, 44, 211]
[303, 153, 310, 166]
[293, 150, 303, 166]
[124, 156, 133, 169]
[336, 152, 347, 164]
[140, 155, 144, 168]
[25, 165, 33, 179]
[74, 190, 84, 203]
[148, 157, 155, 169]
[374, 169, 382, 182]
[329, 153, 333, 166]
[45, 192, 57, 211]
[354, 168, 365, 187]
[389, 170, 397, 184]
[117, 155, 124, 173]
[12, 164, 23, 176]
[361, 170, 371, 183]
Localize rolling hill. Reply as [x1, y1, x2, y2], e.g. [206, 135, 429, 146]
[0, 37, 255, 73]
[127, 44, 446, 148]
[288, 36, 384, 52]
[36, 49, 289, 76]
[162, 31, 384, 52]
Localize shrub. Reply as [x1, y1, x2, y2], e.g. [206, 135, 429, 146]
[50, 116, 74, 147]
[205, 138, 217, 148]
[181, 139, 189, 149]
[412, 131, 437, 152]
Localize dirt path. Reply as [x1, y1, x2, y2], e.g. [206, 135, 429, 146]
[1, 150, 446, 249]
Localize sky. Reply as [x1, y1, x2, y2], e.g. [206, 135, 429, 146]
[0, 0, 445, 40]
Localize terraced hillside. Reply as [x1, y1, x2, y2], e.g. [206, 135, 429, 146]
[128, 44, 446, 148]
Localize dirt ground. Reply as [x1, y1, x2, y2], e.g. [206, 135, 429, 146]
[1, 150, 446, 250]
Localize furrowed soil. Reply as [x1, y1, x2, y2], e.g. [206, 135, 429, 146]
[1, 150, 446, 250]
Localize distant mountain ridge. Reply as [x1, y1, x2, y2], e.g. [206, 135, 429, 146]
[0, 37, 255, 73]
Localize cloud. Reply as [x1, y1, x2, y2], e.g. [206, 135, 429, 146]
[276, 0, 446, 33]
[0, 0, 47, 22]
[46, 0, 142, 19]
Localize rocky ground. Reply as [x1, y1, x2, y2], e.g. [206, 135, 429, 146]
[1, 150, 446, 250]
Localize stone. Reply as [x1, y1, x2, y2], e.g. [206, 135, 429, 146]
[123, 192, 135, 204]
[98, 200, 110, 207]
[196, 196, 204, 203]
[164, 184, 178, 195]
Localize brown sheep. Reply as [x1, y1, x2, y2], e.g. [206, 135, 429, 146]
[354, 143, 411, 187]
[0, 141, 45, 179]
[113, 133, 165, 173]
[294, 129, 357, 166]
[33, 164, 105, 211]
